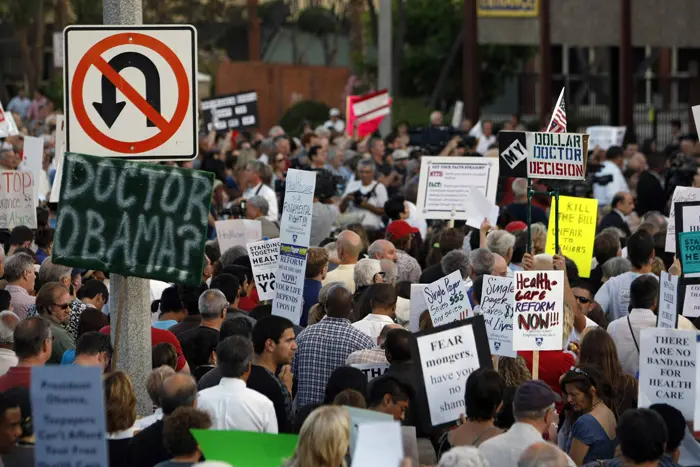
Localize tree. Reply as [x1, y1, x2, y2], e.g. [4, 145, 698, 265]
[0, 0, 46, 94]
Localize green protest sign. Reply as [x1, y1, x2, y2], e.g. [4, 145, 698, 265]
[52, 153, 213, 286]
[192, 429, 298, 466]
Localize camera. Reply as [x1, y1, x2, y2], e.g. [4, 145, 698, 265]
[352, 190, 370, 206]
[224, 199, 247, 218]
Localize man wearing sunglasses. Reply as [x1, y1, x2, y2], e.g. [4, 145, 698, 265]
[35, 282, 75, 364]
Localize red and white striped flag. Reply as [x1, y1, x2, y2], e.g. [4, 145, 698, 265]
[546, 87, 567, 133]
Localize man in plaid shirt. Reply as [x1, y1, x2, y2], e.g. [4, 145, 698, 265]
[292, 284, 374, 409]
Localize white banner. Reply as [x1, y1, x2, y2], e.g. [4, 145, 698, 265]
[50, 115, 65, 203]
[216, 219, 262, 254]
[19, 135, 44, 205]
[480, 275, 516, 357]
[513, 271, 564, 351]
[585, 126, 626, 151]
[247, 238, 280, 301]
[0, 171, 37, 229]
[422, 270, 471, 327]
[658, 271, 679, 329]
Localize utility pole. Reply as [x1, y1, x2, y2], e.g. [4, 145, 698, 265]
[103, 0, 152, 416]
[378, 0, 392, 135]
[463, 0, 479, 122]
[619, 0, 633, 136]
[539, 0, 552, 128]
[248, 0, 261, 61]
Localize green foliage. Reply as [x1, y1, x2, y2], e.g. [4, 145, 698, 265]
[279, 100, 331, 135]
[45, 73, 63, 111]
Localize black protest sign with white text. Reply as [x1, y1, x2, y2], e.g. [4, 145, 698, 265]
[201, 91, 259, 132]
[497, 130, 527, 178]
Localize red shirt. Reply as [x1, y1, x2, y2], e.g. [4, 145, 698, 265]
[238, 287, 260, 312]
[519, 350, 575, 410]
[99, 326, 187, 371]
[0, 366, 32, 392]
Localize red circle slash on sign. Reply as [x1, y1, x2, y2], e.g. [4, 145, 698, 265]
[71, 32, 190, 154]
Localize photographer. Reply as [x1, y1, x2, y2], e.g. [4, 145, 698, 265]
[245, 196, 280, 239]
[340, 160, 388, 231]
[235, 160, 279, 222]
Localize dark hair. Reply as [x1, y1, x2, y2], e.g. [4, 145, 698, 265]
[606, 146, 624, 161]
[617, 408, 667, 463]
[76, 308, 109, 337]
[78, 279, 109, 302]
[325, 285, 353, 319]
[560, 365, 605, 404]
[13, 317, 50, 360]
[647, 152, 666, 171]
[152, 343, 178, 370]
[252, 316, 294, 355]
[75, 331, 112, 359]
[0, 391, 21, 432]
[163, 407, 212, 457]
[650, 403, 685, 453]
[210, 274, 240, 304]
[305, 248, 329, 279]
[511, 230, 527, 264]
[178, 284, 207, 316]
[369, 283, 397, 309]
[216, 336, 253, 378]
[152, 286, 185, 314]
[671, 119, 682, 129]
[629, 275, 659, 310]
[9, 225, 33, 246]
[384, 196, 406, 221]
[384, 328, 413, 363]
[472, 275, 484, 305]
[571, 280, 596, 297]
[4, 387, 31, 437]
[395, 281, 411, 300]
[221, 318, 253, 340]
[367, 376, 410, 408]
[249, 303, 272, 321]
[611, 192, 627, 210]
[627, 230, 655, 269]
[0, 290, 11, 312]
[464, 369, 504, 421]
[323, 366, 367, 404]
[594, 231, 620, 264]
[332, 389, 366, 408]
[34, 228, 54, 249]
[205, 243, 221, 265]
[308, 145, 323, 161]
[439, 228, 465, 255]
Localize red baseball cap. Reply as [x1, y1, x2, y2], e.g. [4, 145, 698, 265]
[386, 220, 419, 240]
[505, 221, 528, 233]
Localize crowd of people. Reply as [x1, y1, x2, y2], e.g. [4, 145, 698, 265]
[1, 90, 700, 467]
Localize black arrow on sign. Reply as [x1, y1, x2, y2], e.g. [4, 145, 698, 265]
[92, 52, 161, 128]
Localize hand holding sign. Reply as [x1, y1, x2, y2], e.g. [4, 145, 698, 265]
[422, 271, 472, 327]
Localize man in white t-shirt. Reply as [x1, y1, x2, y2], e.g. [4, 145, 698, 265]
[239, 160, 279, 222]
[475, 120, 496, 155]
[339, 159, 388, 230]
[593, 146, 629, 207]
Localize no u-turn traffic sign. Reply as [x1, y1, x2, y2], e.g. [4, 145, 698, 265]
[64, 25, 198, 160]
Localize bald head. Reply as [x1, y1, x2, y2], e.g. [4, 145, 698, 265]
[518, 442, 568, 467]
[492, 253, 508, 277]
[160, 373, 197, 415]
[337, 230, 363, 264]
[429, 111, 443, 126]
[368, 240, 396, 262]
[325, 284, 353, 319]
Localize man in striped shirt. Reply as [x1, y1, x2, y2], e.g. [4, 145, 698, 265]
[4, 254, 36, 320]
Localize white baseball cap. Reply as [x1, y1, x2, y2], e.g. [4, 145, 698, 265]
[329, 108, 341, 117]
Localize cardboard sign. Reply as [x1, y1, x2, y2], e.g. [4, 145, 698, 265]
[545, 196, 598, 278]
[351, 421, 404, 467]
[586, 126, 626, 151]
[513, 271, 565, 351]
[216, 219, 262, 254]
[52, 153, 213, 286]
[480, 275, 516, 357]
[193, 429, 298, 467]
[679, 231, 700, 279]
[351, 362, 390, 382]
[272, 169, 316, 324]
[346, 406, 394, 459]
[0, 100, 19, 137]
[638, 328, 698, 421]
[346, 90, 392, 138]
[409, 284, 428, 332]
[20, 135, 45, 203]
[497, 130, 528, 178]
[31, 366, 108, 467]
[247, 238, 280, 301]
[463, 187, 499, 230]
[201, 91, 259, 131]
[658, 272, 679, 329]
[422, 270, 472, 327]
[416, 156, 499, 222]
[50, 115, 66, 203]
[451, 100, 464, 128]
[411, 316, 492, 430]
[682, 283, 700, 318]
[525, 132, 589, 180]
[0, 171, 37, 229]
[666, 188, 700, 253]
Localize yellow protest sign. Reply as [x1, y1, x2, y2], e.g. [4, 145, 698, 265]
[545, 196, 598, 278]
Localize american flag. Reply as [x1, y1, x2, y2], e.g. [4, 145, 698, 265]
[546, 87, 567, 133]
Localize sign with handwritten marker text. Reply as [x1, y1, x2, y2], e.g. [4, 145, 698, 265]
[0, 171, 37, 229]
[52, 153, 213, 286]
[247, 238, 280, 301]
[658, 272, 679, 329]
[480, 275, 516, 357]
[272, 169, 316, 324]
[666, 188, 700, 253]
[216, 219, 262, 254]
[546, 196, 597, 278]
[513, 271, 564, 351]
[422, 270, 472, 327]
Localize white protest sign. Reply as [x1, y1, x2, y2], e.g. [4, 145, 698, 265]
[513, 271, 565, 351]
[638, 328, 697, 421]
[451, 101, 464, 128]
[525, 132, 589, 180]
[31, 365, 108, 467]
[346, 406, 394, 459]
[413, 316, 490, 429]
[585, 126, 626, 151]
[422, 270, 472, 327]
[272, 169, 316, 324]
[0, 171, 37, 229]
[693, 105, 700, 136]
[20, 135, 44, 204]
[351, 421, 404, 467]
[410, 284, 428, 332]
[683, 284, 700, 318]
[0, 101, 19, 138]
[658, 271, 679, 329]
[666, 187, 700, 253]
[216, 219, 262, 254]
[50, 115, 66, 203]
[464, 186, 499, 230]
[480, 275, 516, 357]
[695, 334, 700, 427]
[247, 238, 280, 301]
[351, 362, 390, 382]
[416, 156, 499, 222]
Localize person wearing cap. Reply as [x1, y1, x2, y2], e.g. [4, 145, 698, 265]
[504, 178, 548, 225]
[324, 108, 345, 134]
[385, 220, 422, 283]
[479, 380, 576, 467]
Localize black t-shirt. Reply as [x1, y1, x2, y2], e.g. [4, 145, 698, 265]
[247, 365, 292, 433]
[128, 421, 168, 467]
[419, 263, 445, 284]
[178, 326, 219, 370]
[503, 202, 548, 225]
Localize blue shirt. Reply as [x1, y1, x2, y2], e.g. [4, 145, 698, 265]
[566, 413, 617, 464]
[152, 320, 178, 330]
[301, 279, 322, 327]
[36, 249, 49, 266]
[61, 349, 76, 365]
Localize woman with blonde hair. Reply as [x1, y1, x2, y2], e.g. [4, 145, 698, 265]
[284, 406, 351, 467]
[104, 370, 137, 466]
[530, 223, 547, 255]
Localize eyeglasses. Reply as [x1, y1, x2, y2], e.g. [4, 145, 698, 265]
[52, 303, 70, 310]
[575, 295, 592, 304]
